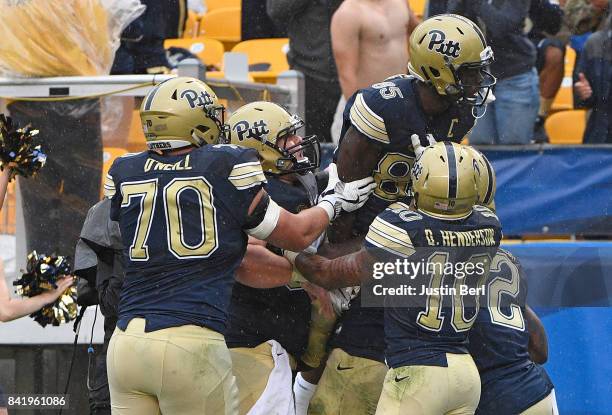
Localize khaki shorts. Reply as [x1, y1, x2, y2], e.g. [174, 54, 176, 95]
[375, 353, 481, 415]
[308, 348, 388, 415]
[107, 318, 238, 415]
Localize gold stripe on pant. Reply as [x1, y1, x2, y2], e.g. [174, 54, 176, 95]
[107, 318, 238, 415]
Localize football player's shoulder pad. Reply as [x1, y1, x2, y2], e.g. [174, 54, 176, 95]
[365, 202, 418, 258]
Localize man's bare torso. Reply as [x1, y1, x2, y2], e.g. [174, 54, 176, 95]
[350, 0, 411, 90]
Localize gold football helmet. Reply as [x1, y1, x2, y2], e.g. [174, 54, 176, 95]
[227, 101, 320, 175]
[466, 146, 496, 210]
[411, 141, 478, 219]
[408, 14, 496, 106]
[140, 77, 225, 150]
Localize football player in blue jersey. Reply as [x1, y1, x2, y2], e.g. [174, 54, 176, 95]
[332, 13, 496, 241]
[104, 77, 376, 415]
[469, 249, 558, 415]
[289, 142, 503, 414]
[298, 14, 498, 415]
[466, 149, 558, 415]
[223, 101, 330, 415]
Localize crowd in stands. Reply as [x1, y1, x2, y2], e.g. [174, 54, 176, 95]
[107, 0, 612, 144]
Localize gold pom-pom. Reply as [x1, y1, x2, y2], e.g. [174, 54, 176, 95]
[0, 114, 46, 182]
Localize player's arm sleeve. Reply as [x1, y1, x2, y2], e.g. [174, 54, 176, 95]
[364, 214, 415, 260]
[347, 90, 390, 144]
[226, 149, 275, 237]
[103, 172, 116, 199]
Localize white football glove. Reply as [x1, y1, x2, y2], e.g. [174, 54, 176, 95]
[411, 133, 437, 159]
[316, 163, 376, 221]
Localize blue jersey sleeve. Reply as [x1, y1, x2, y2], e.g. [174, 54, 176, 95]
[346, 86, 393, 145]
[107, 159, 122, 222]
[345, 77, 420, 147]
[214, 145, 268, 228]
[364, 202, 418, 259]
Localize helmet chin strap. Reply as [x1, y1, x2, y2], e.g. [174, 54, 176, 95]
[191, 131, 206, 147]
[472, 105, 487, 120]
[472, 91, 495, 119]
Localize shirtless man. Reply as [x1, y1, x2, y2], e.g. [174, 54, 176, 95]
[330, 0, 420, 143]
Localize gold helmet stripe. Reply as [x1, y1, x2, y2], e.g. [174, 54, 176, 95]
[469, 21, 487, 49]
[444, 142, 458, 199]
[447, 14, 487, 49]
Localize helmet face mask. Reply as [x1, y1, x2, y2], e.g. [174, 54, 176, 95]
[274, 133, 321, 175]
[228, 101, 321, 176]
[201, 104, 226, 140]
[446, 47, 496, 106]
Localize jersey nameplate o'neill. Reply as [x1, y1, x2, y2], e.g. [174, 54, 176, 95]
[144, 155, 193, 172]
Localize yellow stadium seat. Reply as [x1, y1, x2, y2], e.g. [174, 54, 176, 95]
[127, 110, 147, 153]
[545, 110, 586, 144]
[206, 0, 240, 11]
[199, 7, 241, 48]
[183, 10, 200, 38]
[409, 0, 427, 16]
[164, 37, 225, 69]
[231, 38, 290, 83]
[102, 147, 128, 198]
[551, 84, 573, 112]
